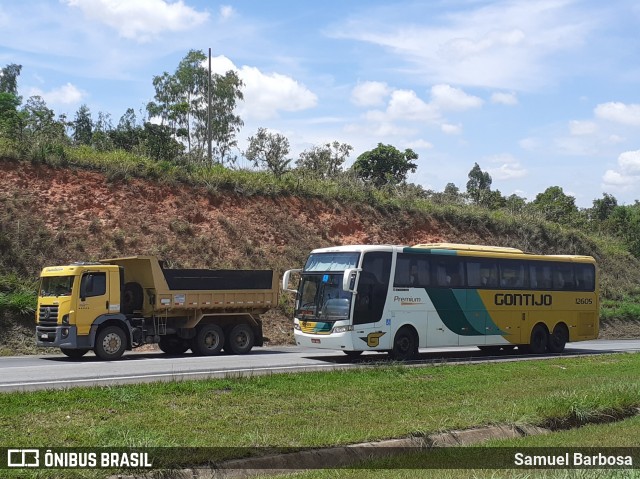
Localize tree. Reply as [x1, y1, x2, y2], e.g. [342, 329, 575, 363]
[531, 186, 578, 223]
[0, 63, 22, 96]
[110, 108, 143, 152]
[245, 128, 291, 178]
[201, 70, 244, 166]
[352, 143, 418, 187]
[147, 50, 244, 164]
[505, 193, 527, 213]
[466, 163, 492, 205]
[141, 122, 184, 162]
[296, 141, 353, 179]
[590, 193, 618, 222]
[92, 111, 113, 151]
[21, 96, 66, 145]
[0, 92, 21, 140]
[72, 104, 93, 146]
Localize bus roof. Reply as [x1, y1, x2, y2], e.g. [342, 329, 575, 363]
[308, 244, 595, 263]
[412, 243, 524, 254]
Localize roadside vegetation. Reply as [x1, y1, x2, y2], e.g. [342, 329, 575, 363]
[1, 353, 639, 478]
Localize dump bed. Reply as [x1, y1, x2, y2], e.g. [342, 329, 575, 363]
[101, 256, 278, 314]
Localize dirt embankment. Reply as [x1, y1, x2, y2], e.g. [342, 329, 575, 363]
[1, 160, 638, 352]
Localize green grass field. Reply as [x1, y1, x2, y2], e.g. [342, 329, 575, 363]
[1, 353, 639, 477]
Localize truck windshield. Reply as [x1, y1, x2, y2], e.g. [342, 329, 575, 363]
[296, 273, 352, 321]
[40, 276, 75, 297]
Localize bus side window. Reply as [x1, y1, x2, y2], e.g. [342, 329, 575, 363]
[575, 264, 595, 291]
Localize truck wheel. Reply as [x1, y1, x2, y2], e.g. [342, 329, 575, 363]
[61, 348, 89, 359]
[193, 324, 224, 356]
[158, 336, 190, 355]
[94, 325, 127, 360]
[389, 326, 418, 361]
[225, 324, 255, 355]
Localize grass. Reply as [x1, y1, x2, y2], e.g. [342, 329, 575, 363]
[1, 354, 640, 478]
[1, 354, 639, 451]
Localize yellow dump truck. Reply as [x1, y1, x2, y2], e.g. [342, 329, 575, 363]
[35, 256, 278, 360]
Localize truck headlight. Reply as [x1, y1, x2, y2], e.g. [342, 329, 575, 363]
[332, 325, 353, 334]
[62, 314, 70, 324]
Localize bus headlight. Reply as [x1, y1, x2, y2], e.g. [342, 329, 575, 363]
[332, 325, 353, 334]
[293, 322, 301, 331]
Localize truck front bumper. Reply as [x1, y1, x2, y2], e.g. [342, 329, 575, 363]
[36, 325, 91, 349]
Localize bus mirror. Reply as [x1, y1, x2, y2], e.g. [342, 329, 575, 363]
[282, 269, 302, 293]
[343, 268, 361, 293]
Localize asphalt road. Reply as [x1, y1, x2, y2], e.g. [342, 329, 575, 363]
[1, 339, 639, 392]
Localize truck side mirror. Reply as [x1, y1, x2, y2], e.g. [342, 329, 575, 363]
[282, 269, 302, 293]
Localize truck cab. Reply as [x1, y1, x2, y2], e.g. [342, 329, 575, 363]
[36, 263, 125, 359]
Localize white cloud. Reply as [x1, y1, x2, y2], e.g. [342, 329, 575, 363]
[210, 56, 317, 120]
[594, 102, 640, 126]
[602, 149, 640, 190]
[405, 139, 433, 150]
[63, 0, 209, 42]
[27, 83, 86, 105]
[430, 84, 483, 111]
[487, 154, 527, 180]
[331, 0, 594, 90]
[491, 92, 518, 105]
[351, 81, 391, 107]
[602, 169, 633, 187]
[219, 5, 234, 20]
[386, 89, 439, 121]
[618, 150, 640, 175]
[441, 123, 462, 135]
[519, 137, 539, 150]
[569, 120, 597, 136]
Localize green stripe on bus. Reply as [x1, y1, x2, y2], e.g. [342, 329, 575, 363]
[454, 289, 506, 336]
[427, 289, 480, 336]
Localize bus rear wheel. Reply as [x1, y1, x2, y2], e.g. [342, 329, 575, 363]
[548, 324, 569, 353]
[389, 327, 418, 361]
[526, 324, 549, 354]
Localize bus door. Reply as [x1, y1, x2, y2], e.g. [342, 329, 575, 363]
[352, 252, 392, 351]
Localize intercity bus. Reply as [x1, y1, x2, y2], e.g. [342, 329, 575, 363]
[282, 243, 598, 359]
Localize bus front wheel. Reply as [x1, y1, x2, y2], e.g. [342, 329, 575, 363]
[389, 327, 418, 361]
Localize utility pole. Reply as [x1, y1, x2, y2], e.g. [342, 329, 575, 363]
[208, 47, 212, 163]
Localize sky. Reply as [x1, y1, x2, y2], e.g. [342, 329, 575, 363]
[1, 0, 640, 207]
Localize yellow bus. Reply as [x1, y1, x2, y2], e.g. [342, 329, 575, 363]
[282, 243, 598, 359]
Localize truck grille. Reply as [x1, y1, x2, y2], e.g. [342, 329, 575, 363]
[38, 305, 59, 326]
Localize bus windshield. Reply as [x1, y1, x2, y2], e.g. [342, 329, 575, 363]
[304, 252, 360, 272]
[296, 273, 352, 321]
[40, 276, 75, 297]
